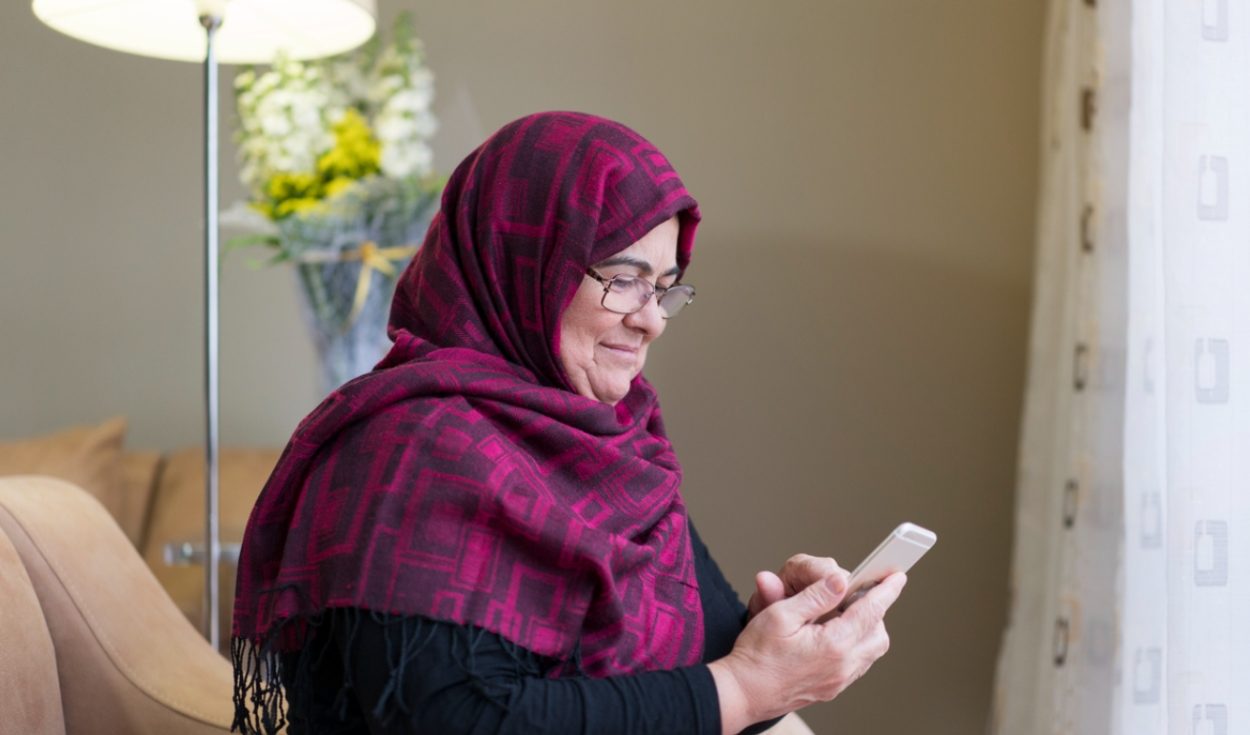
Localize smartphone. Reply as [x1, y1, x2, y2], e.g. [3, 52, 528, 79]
[821, 522, 936, 620]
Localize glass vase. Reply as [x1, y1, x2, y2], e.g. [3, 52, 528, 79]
[294, 257, 400, 395]
[276, 177, 440, 395]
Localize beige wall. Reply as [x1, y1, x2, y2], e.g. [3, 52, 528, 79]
[0, 1, 1043, 732]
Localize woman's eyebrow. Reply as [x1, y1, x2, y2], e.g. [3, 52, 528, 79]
[594, 255, 653, 274]
[593, 256, 682, 279]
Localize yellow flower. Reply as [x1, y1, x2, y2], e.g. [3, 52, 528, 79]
[318, 109, 381, 182]
[258, 171, 326, 219]
[323, 176, 358, 199]
[274, 197, 324, 219]
[255, 110, 387, 219]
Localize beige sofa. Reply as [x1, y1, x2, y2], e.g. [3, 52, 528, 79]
[0, 418, 278, 733]
[0, 417, 280, 638]
[0, 476, 236, 733]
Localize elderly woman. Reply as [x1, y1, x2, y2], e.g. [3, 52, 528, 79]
[232, 111, 905, 735]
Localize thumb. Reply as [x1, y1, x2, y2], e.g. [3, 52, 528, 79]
[749, 570, 786, 618]
[775, 573, 848, 628]
[750, 572, 780, 617]
[755, 571, 785, 605]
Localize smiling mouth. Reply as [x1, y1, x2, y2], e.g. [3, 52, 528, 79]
[600, 343, 640, 356]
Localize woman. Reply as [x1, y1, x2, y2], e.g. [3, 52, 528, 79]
[232, 111, 905, 735]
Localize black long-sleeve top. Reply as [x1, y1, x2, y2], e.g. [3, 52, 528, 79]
[278, 522, 784, 734]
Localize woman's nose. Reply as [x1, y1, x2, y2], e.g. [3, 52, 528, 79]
[623, 293, 666, 336]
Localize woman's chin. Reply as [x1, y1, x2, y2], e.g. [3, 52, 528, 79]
[589, 377, 634, 405]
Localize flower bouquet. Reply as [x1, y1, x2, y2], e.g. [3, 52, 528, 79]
[229, 15, 442, 393]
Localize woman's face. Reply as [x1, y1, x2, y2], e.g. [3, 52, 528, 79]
[558, 216, 681, 405]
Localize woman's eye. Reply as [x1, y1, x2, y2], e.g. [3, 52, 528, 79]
[609, 276, 639, 292]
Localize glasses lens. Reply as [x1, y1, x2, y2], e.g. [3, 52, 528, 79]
[658, 285, 695, 318]
[602, 276, 652, 314]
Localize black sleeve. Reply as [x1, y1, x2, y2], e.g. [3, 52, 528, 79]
[310, 612, 722, 735]
[284, 523, 788, 735]
[688, 519, 751, 644]
[687, 520, 787, 735]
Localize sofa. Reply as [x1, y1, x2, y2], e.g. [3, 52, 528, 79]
[0, 417, 278, 733]
[0, 476, 236, 733]
[0, 417, 280, 640]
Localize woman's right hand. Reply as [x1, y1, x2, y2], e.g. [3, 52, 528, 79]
[707, 572, 907, 734]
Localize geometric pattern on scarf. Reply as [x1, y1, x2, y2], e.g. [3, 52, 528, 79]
[232, 111, 705, 677]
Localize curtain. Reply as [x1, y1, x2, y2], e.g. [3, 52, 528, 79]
[993, 0, 1249, 732]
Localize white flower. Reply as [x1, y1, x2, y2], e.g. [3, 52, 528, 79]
[410, 111, 438, 138]
[387, 88, 432, 114]
[232, 17, 441, 204]
[367, 75, 404, 104]
[260, 112, 292, 137]
[373, 113, 410, 142]
[380, 141, 432, 179]
[291, 104, 322, 132]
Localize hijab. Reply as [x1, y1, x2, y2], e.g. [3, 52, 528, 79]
[232, 111, 704, 715]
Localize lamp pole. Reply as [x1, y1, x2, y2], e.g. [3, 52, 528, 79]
[31, 0, 378, 653]
[201, 10, 223, 651]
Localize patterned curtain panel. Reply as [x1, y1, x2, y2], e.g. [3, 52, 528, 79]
[993, 0, 1247, 732]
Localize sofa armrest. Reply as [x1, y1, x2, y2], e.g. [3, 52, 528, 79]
[0, 476, 235, 735]
[0, 506, 65, 734]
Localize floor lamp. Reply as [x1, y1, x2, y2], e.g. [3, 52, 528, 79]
[32, 0, 376, 651]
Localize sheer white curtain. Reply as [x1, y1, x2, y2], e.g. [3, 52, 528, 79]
[993, 0, 1249, 732]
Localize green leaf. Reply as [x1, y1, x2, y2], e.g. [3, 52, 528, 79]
[224, 233, 280, 254]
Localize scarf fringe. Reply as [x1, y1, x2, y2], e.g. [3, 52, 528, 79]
[231, 609, 583, 734]
[231, 632, 288, 734]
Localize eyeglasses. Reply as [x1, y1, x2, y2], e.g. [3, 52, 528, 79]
[585, 268, 696, 319]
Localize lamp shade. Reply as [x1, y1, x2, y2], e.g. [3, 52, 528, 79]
[32, 0, 376, 63]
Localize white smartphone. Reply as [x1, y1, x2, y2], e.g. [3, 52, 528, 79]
[823, 522, 936, 619]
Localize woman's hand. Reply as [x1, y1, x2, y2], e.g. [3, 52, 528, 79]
[710, 572, 907, 734]
[746, 554, 846, 619]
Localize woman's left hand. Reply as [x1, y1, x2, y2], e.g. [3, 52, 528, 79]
[747, 554, 847, 619]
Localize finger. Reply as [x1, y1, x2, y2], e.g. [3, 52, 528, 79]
[755, 571, 786, 607]
[781, 554, 843, 595]
[834, 573, 907, 639]
[748, 571, 785, 618]
[773, 572, 849, 629]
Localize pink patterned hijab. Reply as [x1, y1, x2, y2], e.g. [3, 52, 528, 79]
[232, 112, 704, 697]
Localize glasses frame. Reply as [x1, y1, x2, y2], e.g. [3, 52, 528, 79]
[584, 268, 695, 319]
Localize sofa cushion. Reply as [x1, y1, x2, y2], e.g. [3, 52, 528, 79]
[0, 510, 66, 735]
[117, 451, 162, 548]
[142, 447, 280, 635]
[0, 417, 127, 526]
